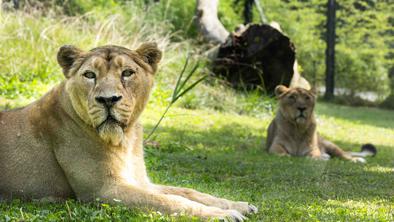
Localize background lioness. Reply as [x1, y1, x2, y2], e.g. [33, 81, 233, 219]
[266, 85, 376, 162]
[0, 43, 257, 221]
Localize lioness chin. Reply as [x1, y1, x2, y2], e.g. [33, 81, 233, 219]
[0, 43, 257, 221]
[265, 85, 377, 163]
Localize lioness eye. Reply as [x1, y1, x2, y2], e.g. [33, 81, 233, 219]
[122, 69, 135, 77]
[289, 95, 296, 101]
[83, 71, 96, 79]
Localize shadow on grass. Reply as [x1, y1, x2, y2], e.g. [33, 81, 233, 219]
[143, 123, 393, 205]
[316, 102, 394, 130]
[146, 143, 393, 221]
[144, 120, 393, 168]
[144, 121, 266, 153]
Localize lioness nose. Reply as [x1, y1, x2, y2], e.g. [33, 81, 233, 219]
[298, 107, 306, 112]
[95, 95, 122, 107]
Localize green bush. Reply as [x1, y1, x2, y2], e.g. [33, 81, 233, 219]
[335, 46, 389, 99]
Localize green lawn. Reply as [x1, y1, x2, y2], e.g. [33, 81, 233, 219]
[1, 102, 393, 221]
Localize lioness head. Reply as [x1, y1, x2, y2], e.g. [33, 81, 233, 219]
[57, 43, 162, 146]
[275, 85, 316, 124]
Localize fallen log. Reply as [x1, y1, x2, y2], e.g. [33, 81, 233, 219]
[213, 24, 299, 93]
[196, 0, 310, 94]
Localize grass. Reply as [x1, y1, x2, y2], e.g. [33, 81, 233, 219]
[1, 101, 393, 221]
[0, 2, 393, 221]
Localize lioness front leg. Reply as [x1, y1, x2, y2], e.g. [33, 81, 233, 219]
[307, 148, 328, 160]
[153, 185, 258, 215]
[100, 183, 247, 221]
[268, 143, 289, 156]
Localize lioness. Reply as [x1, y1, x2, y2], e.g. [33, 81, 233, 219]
[0, 43, 257, 221]
[266, 85, 376, 162]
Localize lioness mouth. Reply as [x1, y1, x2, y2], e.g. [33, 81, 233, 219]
[295, 114, 307, 123]
[97, 115, 125, 130]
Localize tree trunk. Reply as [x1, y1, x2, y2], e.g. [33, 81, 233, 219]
[12, 0, 19, 9]
[195, 0, 229, 44]
[243, 0, 254, 24]
[324, 0, 336, 99]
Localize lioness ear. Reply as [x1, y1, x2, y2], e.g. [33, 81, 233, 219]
[57, 45, 83, 78]
[309, 86, 317, 96]
[275, 85, 289, 97]
[136, 42, 162, 72]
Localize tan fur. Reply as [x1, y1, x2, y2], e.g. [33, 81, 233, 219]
[266, 85, 365, 163]
[0, 43, 256, 221]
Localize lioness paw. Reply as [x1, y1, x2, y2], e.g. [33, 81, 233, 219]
[352, 157, 366, 163]
[320, 153, 331, 161]
[230, 201, 258, 215]
[201, 207, 246, 222]
[248, 204, 258, 214]
[217, 210, 246, 222]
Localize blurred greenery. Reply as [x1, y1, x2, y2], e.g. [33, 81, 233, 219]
[1, 0, 392, 108]
[259, 0, 392, 101]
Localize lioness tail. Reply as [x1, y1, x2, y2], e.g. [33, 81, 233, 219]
[350, 143, 377, 158]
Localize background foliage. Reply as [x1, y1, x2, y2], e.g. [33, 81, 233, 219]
[1, 0, 393, 108]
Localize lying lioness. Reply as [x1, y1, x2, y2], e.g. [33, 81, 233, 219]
[266, 85, 376, 162]
[0, 43, 257, 221]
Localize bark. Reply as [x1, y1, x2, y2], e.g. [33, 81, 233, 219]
[195, 0, 229, 44]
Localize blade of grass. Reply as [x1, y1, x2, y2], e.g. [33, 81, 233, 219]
[145, 103, 172, 141]
[174, 75, 207, 101]
[146, 57, 206, 142]
[175, 62, 200, 97]
[172, 54, 190, 101]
